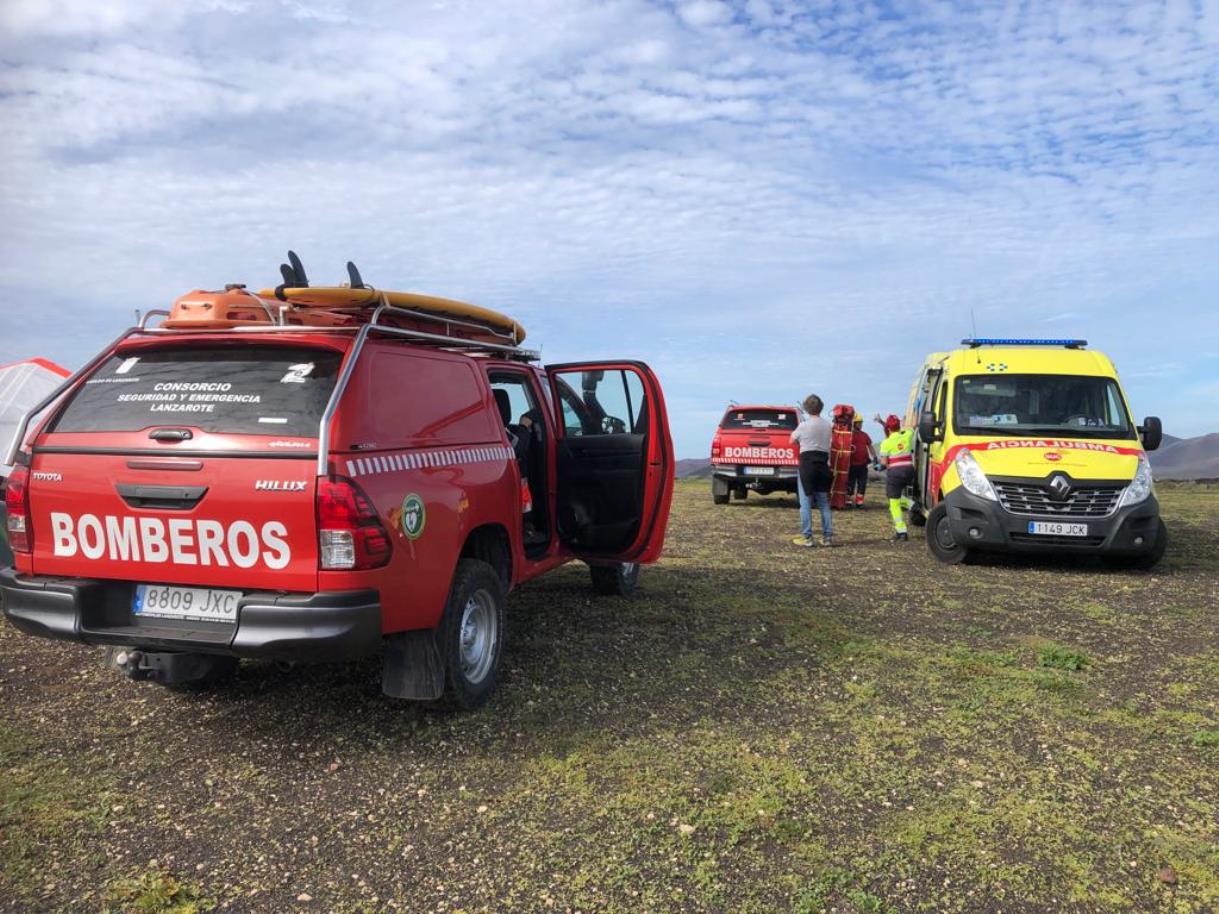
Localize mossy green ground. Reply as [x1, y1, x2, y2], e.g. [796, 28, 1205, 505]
[1, 482, 1216, 913]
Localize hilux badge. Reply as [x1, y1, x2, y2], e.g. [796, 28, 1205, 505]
[254, 480, 308, 492]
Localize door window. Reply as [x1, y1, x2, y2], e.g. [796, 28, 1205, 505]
[488, 373, 541, 428]
[552, 369, 648, 437]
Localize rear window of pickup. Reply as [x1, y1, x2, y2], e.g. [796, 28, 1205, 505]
[50, 346, 342, 437]
[720, 409, 797, 430]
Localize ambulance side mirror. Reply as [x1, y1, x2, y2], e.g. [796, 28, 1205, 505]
[918, 411, 942, 443]
[1139, 416, 1162, 452]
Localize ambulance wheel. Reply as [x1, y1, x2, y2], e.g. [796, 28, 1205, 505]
[436, 559, 505, 710]
[927, 503, 971, 565]
[1105, 519, 1168, 571]
[732, 486, 748, 501]
[590, 561, 640, 597]
[712, 477, 730, 505]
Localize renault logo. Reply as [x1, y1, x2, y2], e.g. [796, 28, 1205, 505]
[1048, 475, 1072, 501]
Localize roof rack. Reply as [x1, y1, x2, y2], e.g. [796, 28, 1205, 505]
[4, 303, 539, 474]
[139, 303, 539, 361]
[962, 338, 1087, 349]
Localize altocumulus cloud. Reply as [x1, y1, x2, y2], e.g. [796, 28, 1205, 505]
[1, 0, 1217, 452]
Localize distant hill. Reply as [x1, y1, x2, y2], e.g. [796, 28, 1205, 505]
[675, 433, 1218, 481]
[1149, 433, 1219, 481]
[676, 458, 713, 479]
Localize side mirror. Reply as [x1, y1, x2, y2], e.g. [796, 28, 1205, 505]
[1139, 416, 1163, 452]
[918, 411, 941, 443]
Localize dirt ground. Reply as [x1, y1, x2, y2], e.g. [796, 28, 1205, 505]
[2, 481, 1216, 914]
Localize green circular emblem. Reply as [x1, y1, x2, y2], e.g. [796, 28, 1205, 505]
[401, 493, 426, 540]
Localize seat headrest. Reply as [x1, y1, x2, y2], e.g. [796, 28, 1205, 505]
[493, 389, 512, 426]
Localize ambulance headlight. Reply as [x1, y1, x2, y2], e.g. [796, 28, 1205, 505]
[1117, 456, 1154, 508]
[954, 450, 997, 501]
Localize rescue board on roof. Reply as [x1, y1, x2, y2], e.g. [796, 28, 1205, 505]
[257, 286, 527, 344]
[161, 251, 527, 346]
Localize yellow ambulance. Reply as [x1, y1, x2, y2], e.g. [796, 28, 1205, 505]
[904, 339, 1166, 568]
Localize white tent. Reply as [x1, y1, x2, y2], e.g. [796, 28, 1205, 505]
[0, 358, 70, 478]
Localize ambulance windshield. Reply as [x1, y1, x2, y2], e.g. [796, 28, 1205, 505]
[954, 375, 1135, 439]
[51, 345, 342, 437]
[721, 409, 798, 431]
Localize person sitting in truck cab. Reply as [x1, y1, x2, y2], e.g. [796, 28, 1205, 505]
[494, 389, 537, 521]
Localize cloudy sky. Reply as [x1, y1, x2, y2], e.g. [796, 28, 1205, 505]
[1, 0, 1216, 455]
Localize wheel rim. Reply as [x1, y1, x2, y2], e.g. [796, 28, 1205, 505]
[621, 562, 639, 584]
[458, 589, 498, 685]
[935, 515, 957, 551]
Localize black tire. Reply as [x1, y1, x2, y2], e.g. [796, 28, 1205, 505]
[435, 559, 506, 710]
[927, 503, 970, 565]
[1105, 519, 1168, 571]
[732, 486, 748, 501]
[712, 477, 730, 505]
[590, 561, 640, 597]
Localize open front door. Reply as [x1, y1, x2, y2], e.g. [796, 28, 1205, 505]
[547, 361, 674, 564]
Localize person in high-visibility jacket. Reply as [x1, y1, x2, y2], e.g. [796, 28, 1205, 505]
[875, 413, 915, 541]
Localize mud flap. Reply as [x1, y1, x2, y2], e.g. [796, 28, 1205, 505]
[381, 629, 445, 701]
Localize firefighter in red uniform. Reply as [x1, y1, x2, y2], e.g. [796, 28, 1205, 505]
[847, 414, 875, 508]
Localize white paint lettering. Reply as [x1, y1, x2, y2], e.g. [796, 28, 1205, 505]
[51, 512, 77, 556]
[261, 521, 290, 570]
[43, 514, 293, 570]
[105, 515, 139, 561]
[139, 517, 169, 563]
[227, 521, 259, 568]
[167, 518, 198, 566]
[196, 520, 228, 567]
[78, 514, 106, 560]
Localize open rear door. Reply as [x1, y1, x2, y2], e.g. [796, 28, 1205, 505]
[546, 361, 674, 563]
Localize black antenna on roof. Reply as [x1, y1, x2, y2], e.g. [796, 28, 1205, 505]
[971, 308, 981, 364]
[346, 261, 368, 289]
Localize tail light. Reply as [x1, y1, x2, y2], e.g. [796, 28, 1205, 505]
[316, 475, 392, 570]
[5, 465, 31, 554]
[711, 435, 722, 459]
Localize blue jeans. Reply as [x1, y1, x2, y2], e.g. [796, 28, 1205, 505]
[797, 474, 833, 541]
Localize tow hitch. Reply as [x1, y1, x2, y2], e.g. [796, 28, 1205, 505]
[105, 647, 236, 686]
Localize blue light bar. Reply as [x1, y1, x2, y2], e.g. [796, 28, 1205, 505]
[962, 338, 1087, 349]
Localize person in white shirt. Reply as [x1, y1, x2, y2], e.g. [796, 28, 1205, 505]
[790, 394, 834, 547]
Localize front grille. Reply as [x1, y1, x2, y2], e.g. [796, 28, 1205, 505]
[995, 482, 1123, 518]
[1010, 533, 1106, 547]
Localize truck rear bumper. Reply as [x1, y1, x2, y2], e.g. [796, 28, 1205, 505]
[939, 488, 1163, 556]
[712, 464, 799, 487]
[0, 569, 382, 661]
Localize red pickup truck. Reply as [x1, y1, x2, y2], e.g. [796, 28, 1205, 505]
[709, 405, 799, 504]
[2, 279, 674, 710]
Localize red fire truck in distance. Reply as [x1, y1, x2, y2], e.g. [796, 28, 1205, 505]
[1, 268, 674, 709]
[709, 405, 800, 504]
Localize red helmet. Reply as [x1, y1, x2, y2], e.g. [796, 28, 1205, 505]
[884, 414, 901, 433]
